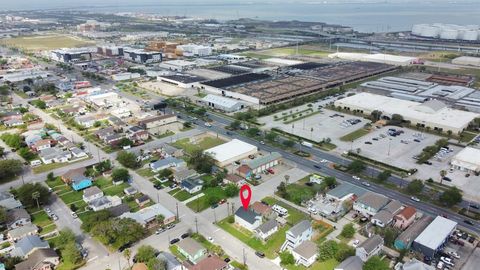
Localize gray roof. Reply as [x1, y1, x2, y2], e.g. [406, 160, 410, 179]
[335, 256, 363, 270]
[11, 235, 49, 257]
[89, 196, 111, 208]
[181, 178, 203, 190]
[107, 203, 130, 217]
[7, 209, 29, 224]
[0, 191, 22, 210]
[256, 219, 278, 234]
[14, 248, 58, 270]
[83, 186, 103, 198]
[120, 203, 175, 225]
[8, 224, 38, 239]
[356, 192, 389, 211]
[327, 182, 368, 200]
[383, 200, 403, 214]
[396, 216, 433, 246]
[414, 216, 457, 251]
[292, 240, 317, 259]
[288, 220, 311, 238]
[0, 191, 14, 201]
[402, 259, 435, 270]
[372, 210, 395, 225]
[176, 238, 205, 256]
[358, 235, 383, 254]
[150, 157, 185, 170]
[173, 168, 197, 180]
[235, 208, 261, 225]
[246, 152, 281, 170]
[156, 252, 182, 270]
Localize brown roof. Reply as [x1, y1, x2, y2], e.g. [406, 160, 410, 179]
[251, 201, 272, 216]
[237, 165, 250, 175]
[15, 248, 58, 270]
[33, 139, 51, 147]
[62, 167, 86, 180]
[189, 255, 228, 270]
[396, 206, 416, 220]
[132, 263, 148, 270]
[225, 174, 243, 183]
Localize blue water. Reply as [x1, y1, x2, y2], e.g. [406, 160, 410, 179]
[3, 0, 480, 33]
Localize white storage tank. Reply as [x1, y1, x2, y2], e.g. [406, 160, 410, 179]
[421, 25, 441, 38]
[463, 30, 479, 41]
[440, 28, 459, 39]
[412, 24, 427, 36]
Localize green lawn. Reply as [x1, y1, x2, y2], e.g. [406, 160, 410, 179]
[137, 167, 156, 178]
[2, 34, 94, 51]
[284, 259, 339, 270]
[339, 128, 370, 142]
[186, 196, 210, 213]
[186, 187, 229, 212]
[32, 162, 71, 174]
[460, 130, 478, 143]
[173, 190, 200, 201]
[94, 177, 112, 189]
[31, 211, 52, 227]
[59, 190, 83, 205]
[103, 182, 129, 196]
[261, 197, 308, 225]
[172, 136, 226, 155]
[46, 177, 65, 188]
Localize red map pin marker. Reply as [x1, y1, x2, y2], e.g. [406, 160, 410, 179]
[240, 184, 252, 210]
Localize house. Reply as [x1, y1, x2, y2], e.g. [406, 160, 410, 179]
[156, 252, 183, 270]
[107, 203, 131, 217]
[120, 203, 176, 227]
[0, 191, 22, 210]
[353, 192, 390, 217]
[7, 224, 39, 242]
[136, 195, 151, 207]
[334, 256, 364, 270]
[126, 126, 149, 142]
[371, 200, 403, 227]
[355, 235, 384, 262]
[223, 174, 245, 187]
[281, 220, 313, 251]
[124, 187, 138, 196]
[255, 219, 278, 241]
[70, 147, 87, 158]
[176, 238, 207, 264]
[10, 235, 49, 258]
[394, 216, 433, 250]
[251, 201, 274, 218]
[291, 240, 318, 267]
[7, 208, 31, 229]
[399, 259, 435, 270]
[93, 127, 116, 140]
[181, 178, 203, 194]
[104, 134, 124, 145]
[76, 115, 96, 128]
[82, 186, 104, 203]
[62, 168, 93, 191]
[150, 157, 186, 172]
[31, 139, 52, 152]
[14, 248, 59, 270]
[234, 208, 262, 231]
[158, 144, 183, 158]
[4, 119, 24, 127]
[89, 196, 122, 211]
[188, 255, 229, 270]
[236, 152, 281, 178]
[173, 168, 197, 183]
[39, 148, 72, 164]
[393, 206, 417, 230]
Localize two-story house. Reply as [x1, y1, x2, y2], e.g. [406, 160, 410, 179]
[82, 186, 104, 203]
[234, 208, 262, 232]
[355, 235, 384, 262]
[393, 206, 417, 230]
[353, 192, 390, 218]
[281, 220, 313, 251]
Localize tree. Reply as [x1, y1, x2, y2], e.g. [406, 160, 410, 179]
[46, 172, 55, 182]
[90, 217, 145, 249]
[324, 176, 337, 187]
[112, 168, 130, 182]
[31, 99, 46, 109]
[225, 184, 239, 197]
[62, 242, 82, 264]
[389, 114, 404, 126]
[277, 182, 287, 198]
[156, 214, 165, 225]
[80, 210, 111, 232]
[282, 140, 295, 148]
[383, 227, 398, 247]
[265, 131, 278, 142]
[363, 256, 389, 270]
[440, 170, 447, 184]
[116, 151, 139, 169]
[376, 170, 391, 183]
[370, 110, 382, 121]
[246, 127, 260, 137]
[0, 147, 4, 157]
[0, 206, 6, 224]
[56, 229, 76, 250]
[340, 223, 355, 239]
[188, 150, 215, 174]
[279, 251, 295, 266]
[16, 183, 49, 207]
[318, 240, 339, 261]
[118, 138, 133, 148]
[347, 160, 366, 174]
[147, 258, 167, 270]
[0, 133, 23, 149]
[158, 169, 173, 179]
[405, 179, 424, 194]
[95, 160, 112, 173]
[135, 245, 157, 263]
[0, 159, 23, 183]
[228, 120, 241, 130]
[439, 187, 463, 207]
[335, 243, 355, 261]
[183, 122, 192, 129]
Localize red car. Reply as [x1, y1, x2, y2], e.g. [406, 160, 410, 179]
[219, 199, 226, 205]
[267, 168, 275, 174]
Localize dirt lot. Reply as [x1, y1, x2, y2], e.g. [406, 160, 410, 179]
[2, 34, 94, 51]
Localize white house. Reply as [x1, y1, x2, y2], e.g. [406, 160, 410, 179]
[291, 240, 318, 267]
[356, 235, 384, 262]
[234, 208, 262, 231]
[89, 196, 122, 211]
[281, 220, 313, 251]
[82, 186, 104, 203]
[181, 178, 203, 194]
[255, 219, 278, 241]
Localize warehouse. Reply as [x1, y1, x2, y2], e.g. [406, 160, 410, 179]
[204, 139, 257, 167]
[123, 48, 162, 64]
[201, 94, 244, 112]
[451, 147, 480, 173]
[412, 216, 457, 258]
[334, 92, 479, 134]
[328, 52, 421, 66]
[452, 56, 480, 67]
[157, 74, 206, 88]
[50, 47, 96, 63]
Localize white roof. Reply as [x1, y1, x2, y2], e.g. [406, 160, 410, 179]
[205, 139, 257, 163]
[452, 147, 480, 171]
[202, 94, 242, 108]
[334, 93, 479, 131]
[120, 203, 175, 225]
[264, 58, 303, 66]
[414, 216, 457, 250]
[328, 52, 418, 65]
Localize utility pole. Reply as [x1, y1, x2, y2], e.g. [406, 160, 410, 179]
[157, 192, 160, 203]
[176, 202, 179, 219]
[243, 248, 246, 266]
[195, 216, 198, 233]
[213, 207, 217, 224]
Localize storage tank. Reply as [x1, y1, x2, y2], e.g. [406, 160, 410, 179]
[412, 24, 427, 36]
[463, 30, 479, 41]
[440, 28, 459, 39]
[421, 25, 441, 38]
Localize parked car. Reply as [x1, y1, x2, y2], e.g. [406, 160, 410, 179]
[447, 251, 460, 259]
[436, 261, 444, 269]
[181, 233, 190, 239]
[224, 257, 231, 263]
[470, 204, 479, 209]
[352, 239, 360, 247]
[442, 177, 452, 182]
[313, 164, 321, 169]
[156, 228, 166, 234]
[207, 237, 214, 243]
[153, 184, 163, 190]
[51, 214, 58, 221]
[71, 212, 78, 219]
[364, 141, 372, 145]
[255, 251, 265, 258]
[440, 256, 454, 266]
[267, 168, 274, 174]
[464, 219, 475, 226]
[170, 238, 180, 245]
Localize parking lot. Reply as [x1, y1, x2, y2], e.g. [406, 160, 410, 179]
[259, 106, 370, 144]
[431, 230, 477, 270]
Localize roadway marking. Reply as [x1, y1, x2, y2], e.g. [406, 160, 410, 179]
[214, 229, 221, 233]
[86, 256, 98, 262]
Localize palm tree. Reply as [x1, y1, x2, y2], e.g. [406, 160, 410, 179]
[284, 175, 290, 185]
[32, 191, 40, 209]
[440, 170, 447, 184]
[156, 214, 165, 225]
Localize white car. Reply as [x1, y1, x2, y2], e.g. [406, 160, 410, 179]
[71, 212, 78, 219]
[447, 251, 460, 259]
[410, 196, 420, 202]
[440, 256, 454, 266]
[204, 122, 212, 127]
[320, 159, 328, 163]
[308, 207, 317, 214]
[436, 261, 444, 269]
[352, 176, 360, 180]
[44, 207, 51, 213]
[352, 239, 360, 247]
[361, 181, 371, 187]
[260, 141, 265, 145]
[207, 237, 214, 243]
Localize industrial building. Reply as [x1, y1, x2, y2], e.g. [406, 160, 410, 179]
[123, 48, 162, 64]
[50, 47, 97, 63]
[97, 45, 123, 56]
[412, 216, 457, 258]
[201, 94, 245, 112]
[328, 52, 421, 66]
[0, 69, 50, 83]
[157, 74, 206, 88]
[176, 44, 212, 57]
[159, 60, 197, 72]
[111, 72, 141, 81]
[451, 147, 480, 173]
[204, 139, 257, 167]
[411, 23, 480, 41]
[334, 92, 479, 134]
